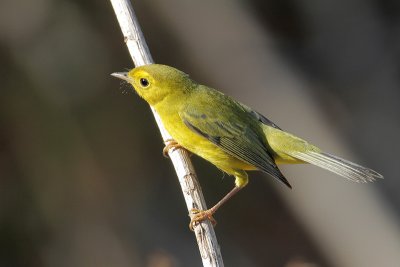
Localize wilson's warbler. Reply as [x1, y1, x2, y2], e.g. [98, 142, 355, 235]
[112, 64, 383, 229]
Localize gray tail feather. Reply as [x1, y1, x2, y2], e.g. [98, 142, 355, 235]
[286, 151, 383, 183]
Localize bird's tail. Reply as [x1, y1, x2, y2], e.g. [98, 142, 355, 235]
[263, 125, 383, 183]
[283, 150, 383, 183]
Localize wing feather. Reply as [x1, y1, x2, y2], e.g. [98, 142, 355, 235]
[181, 107, 291, 188]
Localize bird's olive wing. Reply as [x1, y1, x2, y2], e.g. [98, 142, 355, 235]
[249, 110, 281, 129]
[239, 103, 281, 129]
[180, 109, 291, 188]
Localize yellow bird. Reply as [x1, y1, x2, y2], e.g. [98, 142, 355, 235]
[112, 64, 383, 229]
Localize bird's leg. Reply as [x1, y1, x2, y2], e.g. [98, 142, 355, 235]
[189, 186, 242, 230]
[189, 171, 248, 230]
[163, 139, 192, 158]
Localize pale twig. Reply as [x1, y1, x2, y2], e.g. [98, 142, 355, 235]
[109, 1, 224, 266]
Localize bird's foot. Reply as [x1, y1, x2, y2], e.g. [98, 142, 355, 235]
[163, 139, 191, 158]
[163, 139, 182, 158]
[189, 208, 217, 231]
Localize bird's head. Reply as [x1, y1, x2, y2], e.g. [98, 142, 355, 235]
[112, 64, 195, 106]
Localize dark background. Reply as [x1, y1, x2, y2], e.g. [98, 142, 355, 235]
[1, 0, 399, 266]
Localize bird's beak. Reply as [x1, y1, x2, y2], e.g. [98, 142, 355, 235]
[111, 72, 131, 82]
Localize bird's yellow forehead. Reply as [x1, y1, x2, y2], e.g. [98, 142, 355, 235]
[129, 69, 150, 79]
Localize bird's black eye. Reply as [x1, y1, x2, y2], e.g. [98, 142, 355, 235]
[140, 78, 149, 87]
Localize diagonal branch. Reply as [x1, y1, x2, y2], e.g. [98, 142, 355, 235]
[109, 1, 224, 266]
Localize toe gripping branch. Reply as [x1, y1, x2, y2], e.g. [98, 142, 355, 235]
[189, 208, 217, 231]
[163, 139, 182, 158]
[163, 139, 192, 158]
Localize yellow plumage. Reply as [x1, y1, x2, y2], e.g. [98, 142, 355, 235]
[112, 64, 383, 228]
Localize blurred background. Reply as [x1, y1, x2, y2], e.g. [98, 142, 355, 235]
[1, 0, 399, 266]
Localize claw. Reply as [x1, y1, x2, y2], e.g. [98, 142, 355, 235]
[189, 208, 217, 231]
[163, 139, 182, 158]
[163, 139, 192, 158]
[188, 186, 243, 230]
